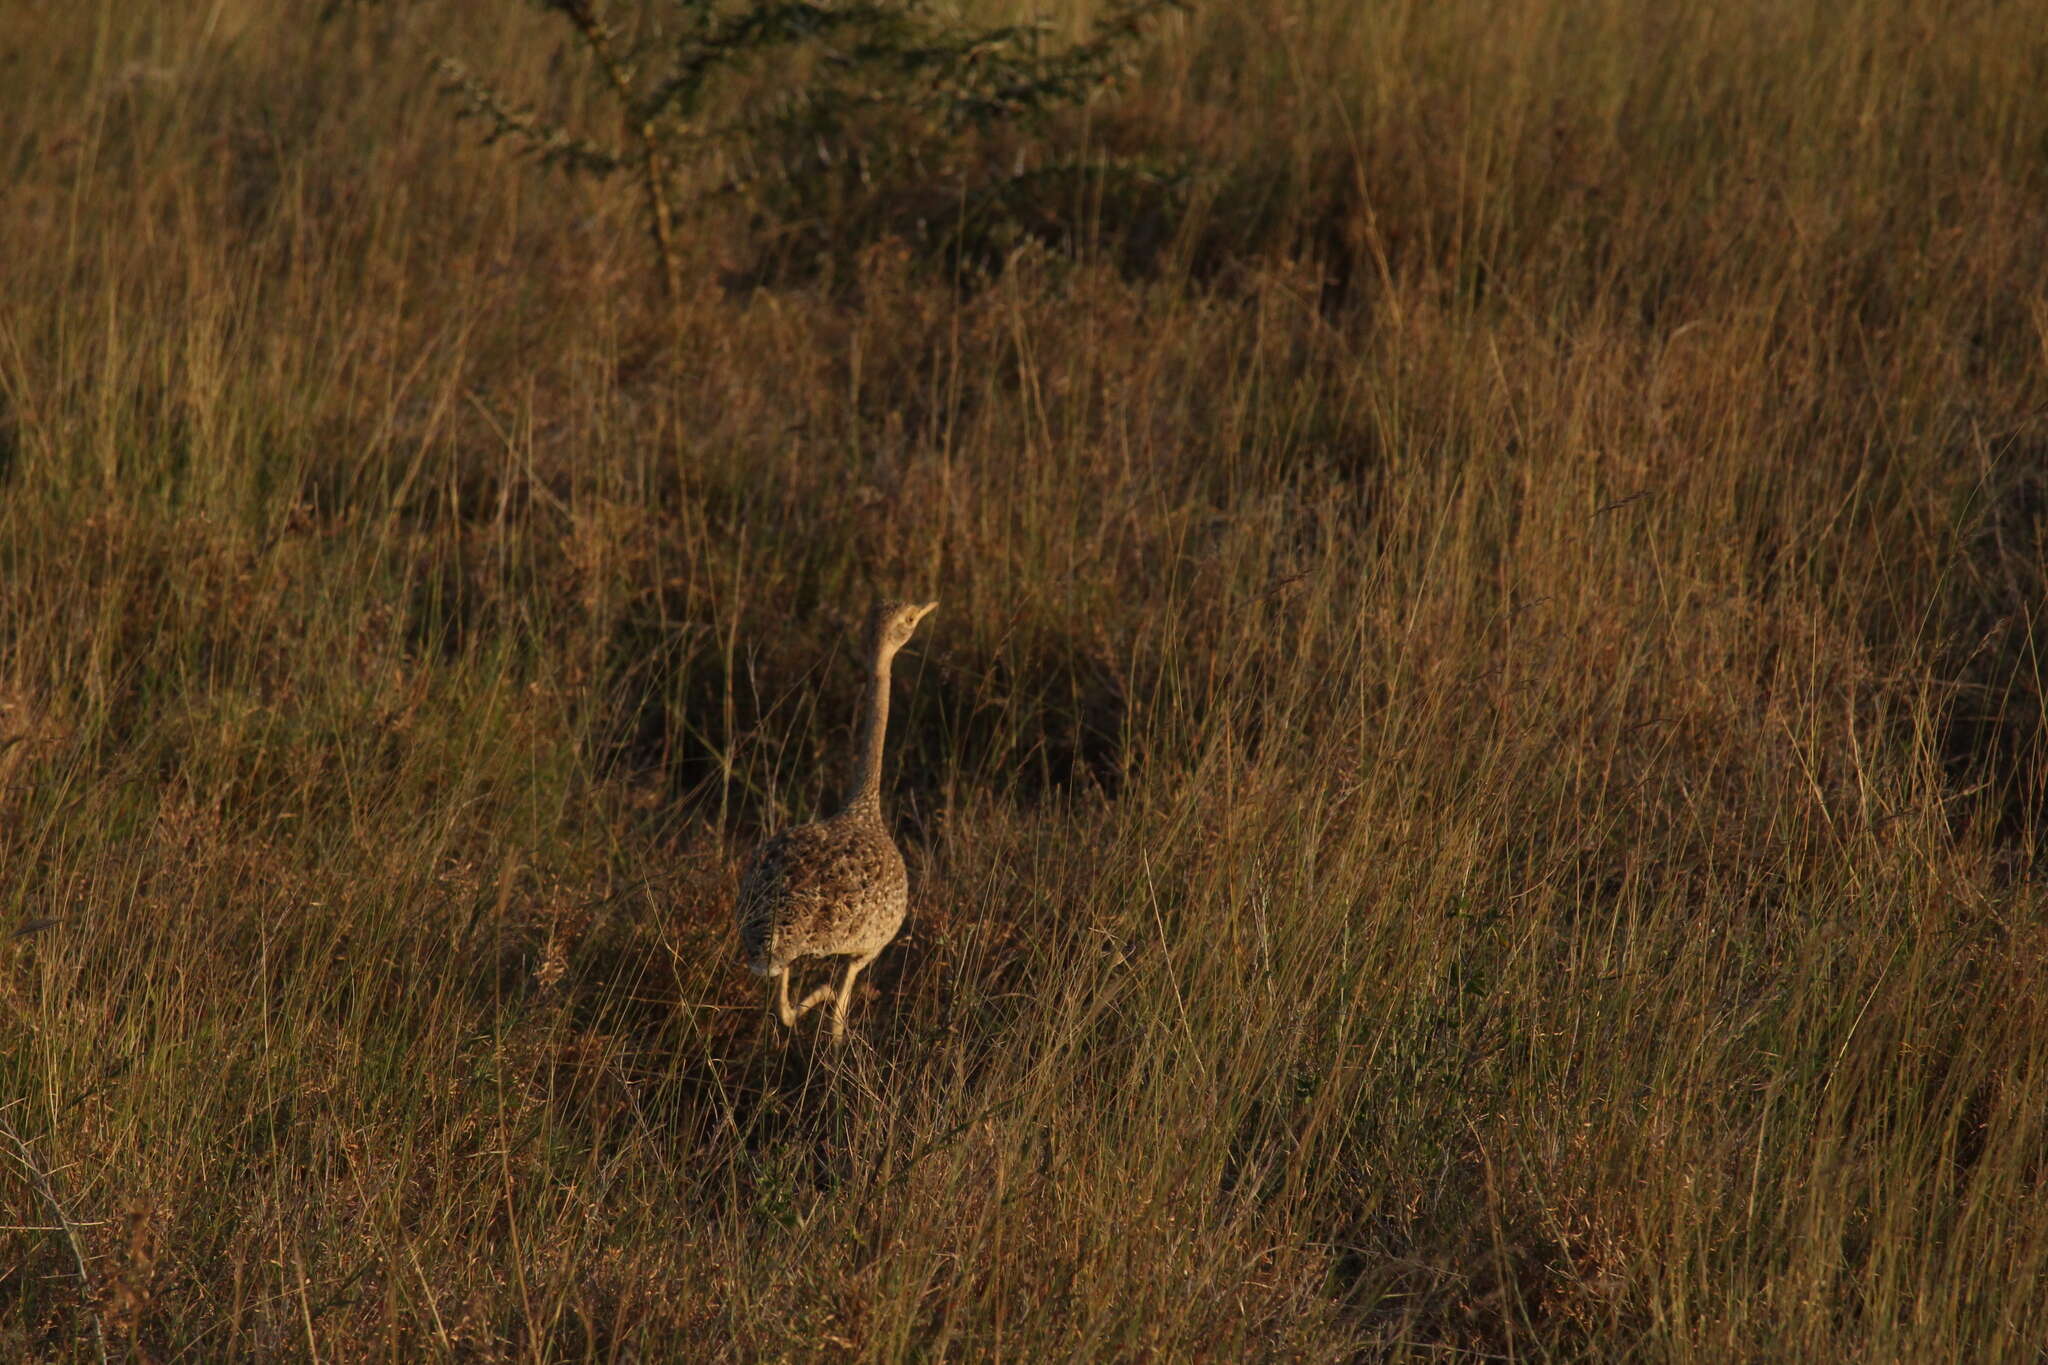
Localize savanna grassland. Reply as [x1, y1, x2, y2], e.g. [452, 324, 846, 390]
[4, 0, 2048, 1359]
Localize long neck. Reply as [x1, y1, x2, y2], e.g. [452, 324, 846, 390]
[837, 642, 895, 821]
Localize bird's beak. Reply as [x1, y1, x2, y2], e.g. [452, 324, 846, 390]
[916, 600, 939, 623]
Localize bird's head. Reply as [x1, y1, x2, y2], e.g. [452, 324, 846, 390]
[867, 598, 938, 658]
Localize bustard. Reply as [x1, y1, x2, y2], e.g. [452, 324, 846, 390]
[735, 598, 936, 1041]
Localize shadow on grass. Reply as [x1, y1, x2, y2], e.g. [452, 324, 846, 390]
[1937, 434, 2048, 853]
[590, 604, 1130, 838]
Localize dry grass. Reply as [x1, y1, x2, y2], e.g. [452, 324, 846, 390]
[2, 0, 2047, 1358]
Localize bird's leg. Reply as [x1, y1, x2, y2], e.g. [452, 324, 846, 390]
[795, 973, 838, 1018]
[828, 952, 879, 1042]
[773, 969, 797, 1029]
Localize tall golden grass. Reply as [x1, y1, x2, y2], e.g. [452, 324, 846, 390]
[2, 0, 2046, 1358]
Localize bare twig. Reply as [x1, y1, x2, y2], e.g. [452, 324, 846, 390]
[0, 1104, 108, 1365]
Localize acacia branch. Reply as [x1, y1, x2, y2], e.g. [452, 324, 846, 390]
[552, 1, 683, 302]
